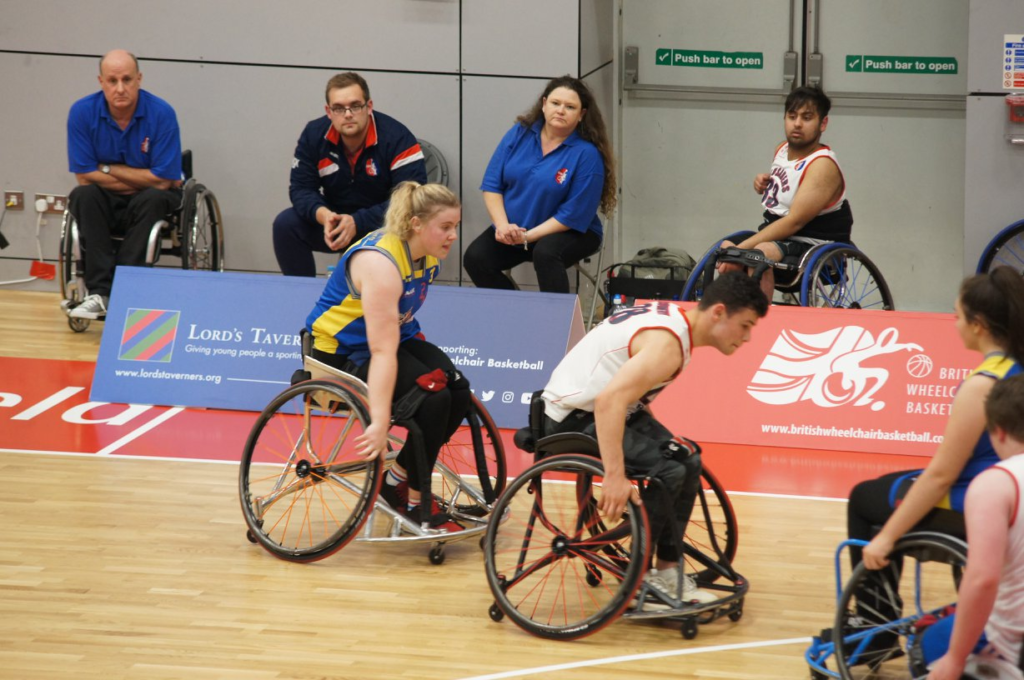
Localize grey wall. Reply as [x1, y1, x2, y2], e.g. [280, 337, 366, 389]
[964, 0, 1024, 273]
[615, 0, 968, 312]
[0, 0, 1013, 313]
[0, 0, 612, 292]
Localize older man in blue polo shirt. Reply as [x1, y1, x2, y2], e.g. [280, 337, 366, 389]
[65, 49, 182, 320]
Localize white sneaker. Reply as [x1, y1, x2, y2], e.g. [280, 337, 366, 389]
[638, 566, 717, 609]
[69, 294, 108, 320]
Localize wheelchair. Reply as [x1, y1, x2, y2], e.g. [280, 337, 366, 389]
[417, 138, 450, 188]
[681, 230, 895, 311]
[805, 532, 968, 679]
[238, 352, 507, 566]
[977, 218, 1024, 274]
[482, 395, 747, 641]
[58, 150, 225, 332]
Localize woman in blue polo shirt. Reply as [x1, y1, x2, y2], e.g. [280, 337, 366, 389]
[464, 76, 616, 294]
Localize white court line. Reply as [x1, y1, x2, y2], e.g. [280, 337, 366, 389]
[729, 489, 847, 502]
[453, 636, 812, 680]
[96, 406, 185, 456]
[0, 447, 240, 465]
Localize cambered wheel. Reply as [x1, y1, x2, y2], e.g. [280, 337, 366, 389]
[803, 246, 894, 311]
[681, 231, 755, 302]
[685, 467, 739, 583]
[482, 454, 648, 640]
[977, 220, 1024, 274]
[58, 212, 90, 332]
[833, 532, 966, 679]
[179, 182, 224, 272]
[239, 379, 383, 562]
[436, 394, 507, 506]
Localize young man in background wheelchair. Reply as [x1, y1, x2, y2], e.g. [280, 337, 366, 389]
[539, 272, 768, 606]
[718, 86, 853, 300]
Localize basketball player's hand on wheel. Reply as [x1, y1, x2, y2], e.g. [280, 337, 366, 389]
[599, 473, 640, 520]
[355, 421, 389, 460]
[863, 534, 894, 570]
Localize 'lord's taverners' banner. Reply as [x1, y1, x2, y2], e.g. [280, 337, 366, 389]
[90, 267, 584, 428]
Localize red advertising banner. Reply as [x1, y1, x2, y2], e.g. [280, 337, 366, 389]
[652, 304, 974, 457]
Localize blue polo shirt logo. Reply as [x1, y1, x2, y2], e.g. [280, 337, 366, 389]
[555, 167, 569, 185]
[141, 137, 150, 154]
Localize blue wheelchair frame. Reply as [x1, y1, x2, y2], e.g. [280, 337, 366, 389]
[805, 533, 966, 679]
[682, 230, 894, 310]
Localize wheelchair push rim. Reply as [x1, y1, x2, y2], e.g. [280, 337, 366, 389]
[830, 533, 966, 679]
[802, 246, 894, 311]
[239, 379, 383, 562]
[483, 454, 649, 640]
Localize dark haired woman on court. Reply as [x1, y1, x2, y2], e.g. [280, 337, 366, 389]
[306, 181, 467, 531]
[464, 75, 616, 294]
[833, 268, 1024, 651]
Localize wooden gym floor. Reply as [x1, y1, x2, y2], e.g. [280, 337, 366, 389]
[0, 290, 930, 680]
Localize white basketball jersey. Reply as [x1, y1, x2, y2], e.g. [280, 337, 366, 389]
[986, 453, 1024, 666]
[542, 301, 692, 422]
[761, 143, 846, 218]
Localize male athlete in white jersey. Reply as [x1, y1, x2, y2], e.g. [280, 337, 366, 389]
[923, 374, 1024, 680]
[719, 86, 853, 299]
[540, 272, 768, 605]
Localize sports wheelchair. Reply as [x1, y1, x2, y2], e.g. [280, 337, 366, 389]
[482, 394, 747, 640]
[681, 230, 894, 310]
[977, 218, 1024, 274]
[805, 532, 968, 679]
[239, 353, 507, 566]
[58, 150, 225, 332]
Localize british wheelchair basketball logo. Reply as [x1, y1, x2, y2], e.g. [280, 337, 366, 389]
[118, 308, 181, 363]
[747, 326, 922, 412]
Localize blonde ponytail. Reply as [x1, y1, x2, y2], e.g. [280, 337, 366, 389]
[384, 181, 460, 240]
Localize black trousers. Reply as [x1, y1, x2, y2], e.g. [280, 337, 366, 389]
[70, 184, 179, 297]
[543, 408, 702, 563]
[463, 227, 601, 294]
[847, 471, 965, 620]
[313, 338, 471, 492]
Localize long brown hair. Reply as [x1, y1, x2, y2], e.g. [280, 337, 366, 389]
[516, 75, 617, 216]
[959, 267, 1024, 363]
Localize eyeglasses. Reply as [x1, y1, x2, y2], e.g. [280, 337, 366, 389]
[329, 103, 366, 115]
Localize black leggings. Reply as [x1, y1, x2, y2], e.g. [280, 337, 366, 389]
[312, 338, 471, 492]
[543, 408, 702, 563]
[847, 471, 965, 620]
[463, 228, 602, 293]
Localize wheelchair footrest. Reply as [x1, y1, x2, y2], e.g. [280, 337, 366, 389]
[623, 573, 749, 622]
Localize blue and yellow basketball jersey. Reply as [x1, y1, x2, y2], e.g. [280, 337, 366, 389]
[944, 352, 1021, 512]
[306, 229, 440, 363]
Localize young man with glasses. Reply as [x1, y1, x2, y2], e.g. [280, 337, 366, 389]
[272, 72, 428, 277]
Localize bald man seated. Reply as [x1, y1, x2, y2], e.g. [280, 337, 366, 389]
[65, 49, 183, 320]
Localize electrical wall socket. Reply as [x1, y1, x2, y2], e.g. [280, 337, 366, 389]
[34, 193, 68, 214]
[4, 190, 24, 210]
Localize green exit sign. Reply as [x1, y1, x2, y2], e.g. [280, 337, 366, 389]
[846, 55, 958, 74]
[656, 49, 764, 70]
